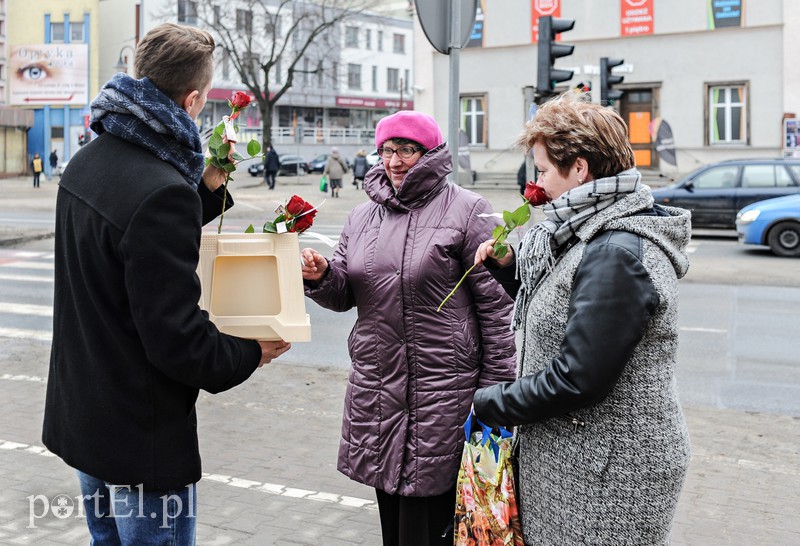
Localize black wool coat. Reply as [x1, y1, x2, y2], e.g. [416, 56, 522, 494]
[43, 133, 262, 491]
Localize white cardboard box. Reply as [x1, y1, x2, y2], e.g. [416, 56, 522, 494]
[197, 232, 311, 342]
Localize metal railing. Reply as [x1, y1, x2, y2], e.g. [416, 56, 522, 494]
[236, 126, 375, 146]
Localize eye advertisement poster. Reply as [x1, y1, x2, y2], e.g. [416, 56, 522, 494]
[9, 44, 89, 106]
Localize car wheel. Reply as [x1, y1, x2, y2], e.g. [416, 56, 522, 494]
[767, 221, 800, 257]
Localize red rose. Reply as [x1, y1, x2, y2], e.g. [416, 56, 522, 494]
[230, 91, 252, 110]
[523, 181, 549, 206]
[290, 214, 314, 233]
[286, 195, 308, 216]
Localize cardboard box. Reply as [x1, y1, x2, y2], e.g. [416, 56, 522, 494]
[197, 232, 311, 342]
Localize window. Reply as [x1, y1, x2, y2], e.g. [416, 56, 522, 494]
[236, 9, 253, 33]
[70, 22, 84, 42]
[266, 14, 280, 36]
[50, 22, 65, 43]
[377, 30, 384, 51]
[387, 68, 400, 92]
[461, 96, 487, 145]
[347, 64, 362, 90]
[693, 166, 739, 189]
[345, 26, 359, 48]
[178, 0, 198, 25]
[243, 54, 259, 83]
[393, 33, 405, 54]
[317, 62, 323, 87]
[366, 29, 372, 50]
[372, 65, 378, 92]
[221, 49, 230, 80]
[214, 6, 221, 25]
[332, 62, 339, 89]
[708, 84, 747, 145]
[303, 58, 310, 86]
[741, 165, 795, 188]
[404, 70, 410, 93]
[275, 59, 282, 84]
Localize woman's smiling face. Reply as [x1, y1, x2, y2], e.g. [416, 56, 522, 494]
[381, 139, 424, 189]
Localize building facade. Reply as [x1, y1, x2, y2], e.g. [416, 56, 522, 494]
[414, 0, 800, 177]
[7, 0, 101, 176]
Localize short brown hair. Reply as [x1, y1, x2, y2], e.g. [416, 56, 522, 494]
[516, 92, 635, 179]
[134, 23, 215, 104]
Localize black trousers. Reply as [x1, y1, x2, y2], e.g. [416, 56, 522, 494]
[375, 487, 456, 546]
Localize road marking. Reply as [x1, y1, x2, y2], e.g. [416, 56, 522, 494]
[0, 438, 377, 511]
[0, 302, 53, 316]
[0, 327, 51, 342]
[680, 326, 727, 334]
[0, 273, 53, 283]
[0, 261, 54, 270]
[0, 373, 46, 383]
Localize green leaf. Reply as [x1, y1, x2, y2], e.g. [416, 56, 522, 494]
[491, 225, 505, 239]
[209, 156, 225, 169]
[216, 142, 231, 161]
[208, 132, 223, 150]
[247, 139, 261, 156]
[213, 122, 224, 136]
[494, 243, 508, 259]
[502, 210, 515, 228]
[231, 152, 245, 162]
[222, 162, 236, 173]
[511, 202, 531, 226]
[245, 224, 255, 233]
[262, 222, 278, 233]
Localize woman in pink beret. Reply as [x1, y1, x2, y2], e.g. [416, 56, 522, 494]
[300, 110, 517, 545]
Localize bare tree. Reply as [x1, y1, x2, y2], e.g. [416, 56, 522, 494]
[194, 0, 378, 158]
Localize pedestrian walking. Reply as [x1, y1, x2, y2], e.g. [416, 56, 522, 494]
[351, 148, 369, 189]
[31, 153, 43, 187]
[43, 23, 291, 544]
[49, 149, 58, 174]
[264, 145, 280, 189]
[473, 92, 691, 544]
[300, 110, 516, 545]
[322, 146, 347, 198]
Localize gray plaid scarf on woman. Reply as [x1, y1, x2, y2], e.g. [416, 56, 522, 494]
[89, 73, 204, 188]
[511, 168, 643, 329]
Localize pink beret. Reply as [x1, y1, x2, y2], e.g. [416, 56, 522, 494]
[375, 110, 443, 151]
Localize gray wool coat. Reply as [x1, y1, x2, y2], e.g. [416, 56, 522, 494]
[475, 187, 692, 545]
[305, 143, 517, 496]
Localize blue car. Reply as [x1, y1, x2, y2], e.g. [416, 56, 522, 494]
[735, 194, 800, 257]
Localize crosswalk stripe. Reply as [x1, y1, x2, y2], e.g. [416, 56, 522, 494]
[0, 273, 53, 283]
[0, 327, 52, 342]
[0, 261, 54, 270]
[0, 302, 53, 316]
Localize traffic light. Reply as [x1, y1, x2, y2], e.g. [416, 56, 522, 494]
[536, 16, 575, 98]
[600, 57, 624, 105]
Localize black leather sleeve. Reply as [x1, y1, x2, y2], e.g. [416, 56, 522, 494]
[484, 252, 521, 299]
[473, 231, 660, 428]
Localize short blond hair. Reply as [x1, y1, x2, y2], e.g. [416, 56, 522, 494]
[134, 23, 215, 104]
[516, 92, 635, 179]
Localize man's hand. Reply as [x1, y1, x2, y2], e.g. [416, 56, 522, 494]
[475, 239, 514, 268]
[300, 248, 329, 282]
[256, 340, 291, 367]
[202, 142, 237, 192]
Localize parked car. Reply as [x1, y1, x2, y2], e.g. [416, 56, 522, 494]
[735, 194, 800, 257]
[308, 154, 352, 174]
[366, 149, 381, 167]
[277, 154, 308, 175]
[651, 158, 800, 228]
[247, 155, 308, 177]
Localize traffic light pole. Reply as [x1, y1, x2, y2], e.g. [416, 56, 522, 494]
[523, 86, 537, 184]
[448, 0, 462, 184]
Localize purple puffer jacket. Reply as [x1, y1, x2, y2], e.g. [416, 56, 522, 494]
[304, 143, 516, 496]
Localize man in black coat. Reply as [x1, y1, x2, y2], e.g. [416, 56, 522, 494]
[42, 23, 291, 543]
[264, 145, 281, 189]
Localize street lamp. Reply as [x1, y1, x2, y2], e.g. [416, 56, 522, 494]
[114, 45, 136, 73]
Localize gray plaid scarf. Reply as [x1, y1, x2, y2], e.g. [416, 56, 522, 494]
[90, 73, 204, 188]
[512, 168, 642, 329]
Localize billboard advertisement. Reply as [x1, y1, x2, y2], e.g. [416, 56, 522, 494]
[9, 44, 89, 106]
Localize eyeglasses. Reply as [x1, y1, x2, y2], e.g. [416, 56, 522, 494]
[377, 145, 424, 160]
